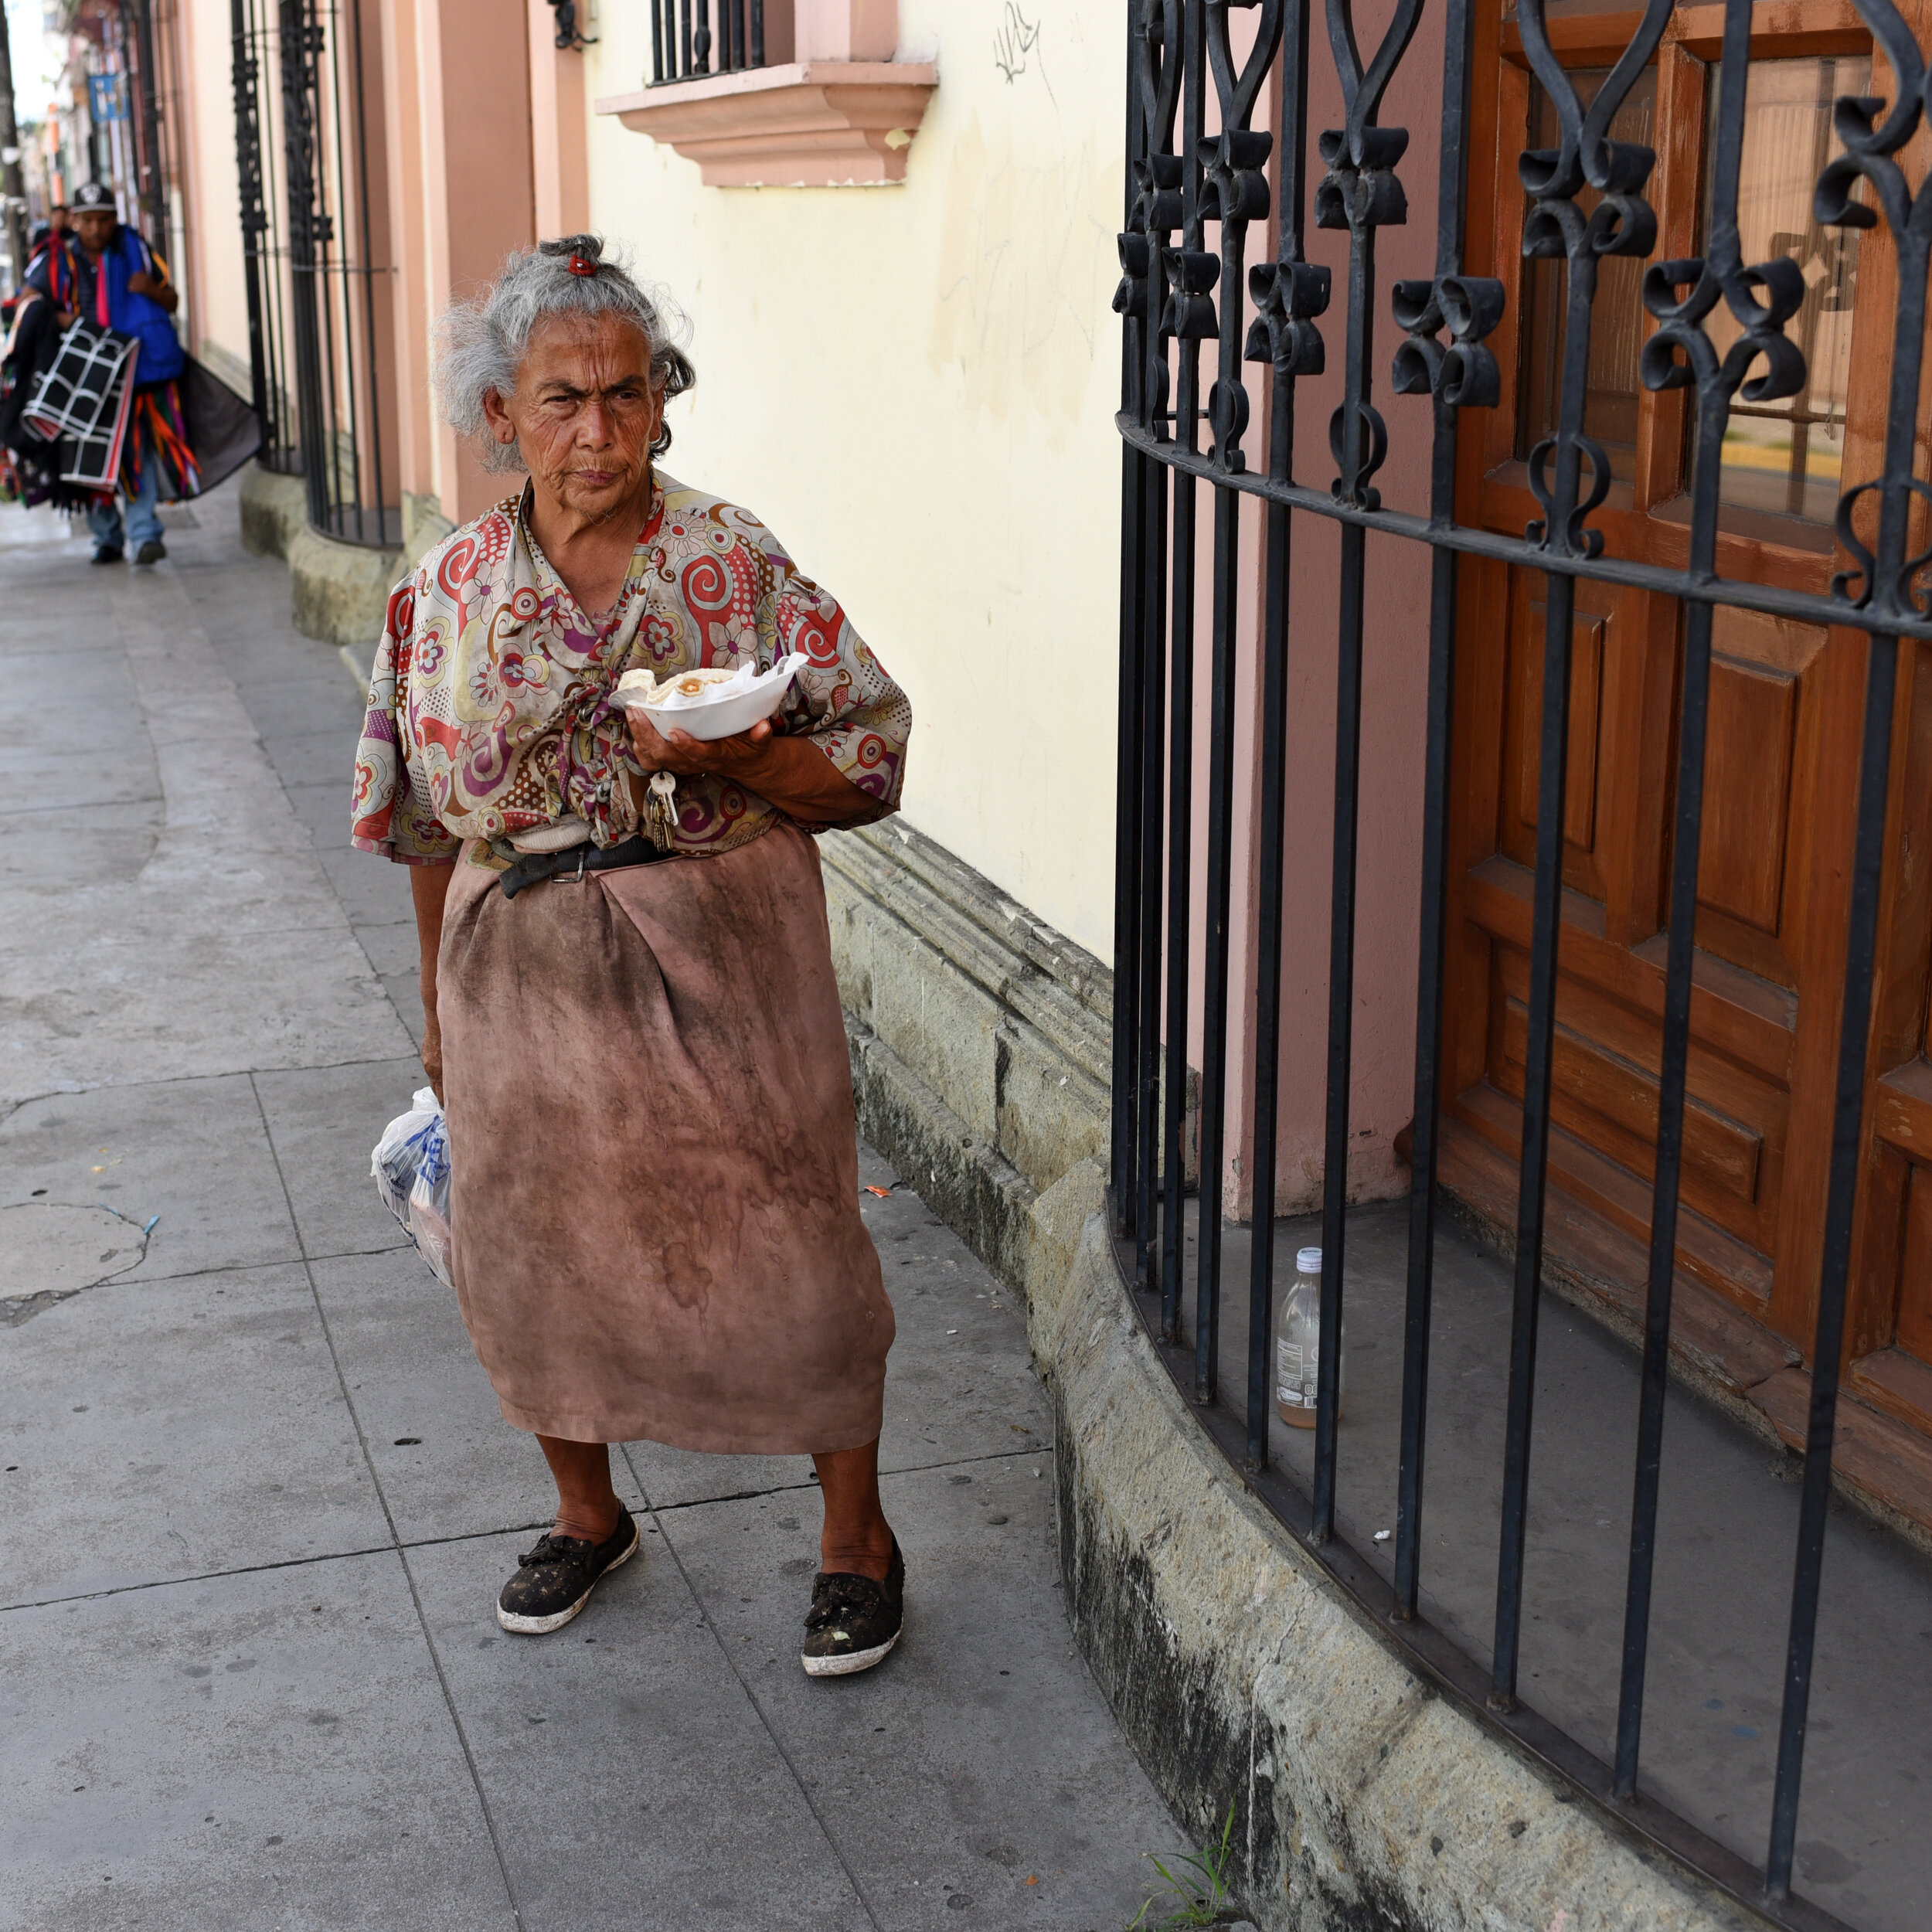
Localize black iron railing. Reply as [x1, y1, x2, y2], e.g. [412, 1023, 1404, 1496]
[277, 0, 396, 546]
[229, 0, 396, 540]
[1111, 0, 1926, 1926]
[232, 0, 299, 471]
[651, 0, 767, 83]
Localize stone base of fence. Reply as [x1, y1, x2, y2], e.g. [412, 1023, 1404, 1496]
[240, 468, 451, 650]
[1039, 1212, 1760, 1932]
[821, 818, 1114, 1285]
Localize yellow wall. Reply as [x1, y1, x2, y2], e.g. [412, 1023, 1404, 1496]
[579, 2, 1127, 961]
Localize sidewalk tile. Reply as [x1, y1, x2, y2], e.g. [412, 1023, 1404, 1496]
[0, 720, 158, 812]
[0, 1551, 512, 1931]
[314, 839, 416, 932]
[352, 917, 425, 981]
[2, 1264, 385, 1604]
[654, 1459, 1184, 1930]
[406, 1527, 872, 1932]
[1, 1074, 301, 1282]
[280, 776, 356, 852]
[381, 969, 427, 1044]
[254, 1057, 424, 1260]
[0, 801, 163, 889]
[257, 724, 368, 792]
[308, 1247, 648, 1546]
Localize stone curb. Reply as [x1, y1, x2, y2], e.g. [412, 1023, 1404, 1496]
[238, 462, 306, 560]
[1033, 1207, 1769, 1932]
[238, 464, 449, 652]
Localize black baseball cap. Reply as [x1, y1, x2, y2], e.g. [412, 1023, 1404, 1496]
[71, 182, 114, 211]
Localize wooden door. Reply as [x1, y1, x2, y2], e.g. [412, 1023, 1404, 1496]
[1444, 0, 1932, 1510]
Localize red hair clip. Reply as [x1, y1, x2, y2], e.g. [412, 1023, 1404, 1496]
[568, 253, 597, 277]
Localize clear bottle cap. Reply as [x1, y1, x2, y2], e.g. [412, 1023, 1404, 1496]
[1296, 1246, 1322, 1275]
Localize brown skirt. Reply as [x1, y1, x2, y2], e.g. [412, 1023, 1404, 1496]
[437, 821, 893, 1451]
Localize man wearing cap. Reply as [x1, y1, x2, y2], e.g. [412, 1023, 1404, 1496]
[26, 183, 192, 566]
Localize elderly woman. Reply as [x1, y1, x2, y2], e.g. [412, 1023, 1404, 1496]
[349, 236, 910, 1675]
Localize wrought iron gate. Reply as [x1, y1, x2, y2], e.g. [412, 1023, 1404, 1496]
[230, 0, 397, 540]
[1109, 0, 1931, 1923]
[231, 0, 299, 471]
[277, 0, 396, 545]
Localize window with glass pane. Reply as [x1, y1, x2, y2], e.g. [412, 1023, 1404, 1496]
[1515, 67, 1657, 485]
[1697, 56, 1866, 526]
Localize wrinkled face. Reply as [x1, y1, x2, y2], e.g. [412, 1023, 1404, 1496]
[73, 209, 115, 256]
[484, 312, 664, 525]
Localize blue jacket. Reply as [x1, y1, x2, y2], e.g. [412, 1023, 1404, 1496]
[26, 226, 185, 386]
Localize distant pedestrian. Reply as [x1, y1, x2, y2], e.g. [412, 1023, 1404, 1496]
[24, 182, 192, 565]
[349, 236, 914, 1675]
[23, 202, 70, 278]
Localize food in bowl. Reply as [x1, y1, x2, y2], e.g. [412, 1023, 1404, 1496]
[615, 665, 739, 704]
[607, 651, 811, 743]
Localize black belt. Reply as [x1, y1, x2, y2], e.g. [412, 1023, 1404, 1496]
[497, 834, 672, 900]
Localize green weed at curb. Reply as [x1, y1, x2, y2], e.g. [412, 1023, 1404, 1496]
[1124, 1801, 1239, 1930]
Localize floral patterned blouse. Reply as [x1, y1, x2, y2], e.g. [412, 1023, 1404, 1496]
[349, 476, 910, 865]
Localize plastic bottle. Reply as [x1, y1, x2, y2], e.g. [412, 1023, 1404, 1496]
[1276, 1245, 1342, 1428]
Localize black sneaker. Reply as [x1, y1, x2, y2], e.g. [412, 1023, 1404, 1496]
[496, 1508, 639, 1634]
[134, 539, 166, 566]
[801, 1536, 904, 1677]
[90, 545, 124, 564]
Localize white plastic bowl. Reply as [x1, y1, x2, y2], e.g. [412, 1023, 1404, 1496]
[607, 652, 807, 743]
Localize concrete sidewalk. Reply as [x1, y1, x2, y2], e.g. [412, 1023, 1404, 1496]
[0, 482, 1187, 1932]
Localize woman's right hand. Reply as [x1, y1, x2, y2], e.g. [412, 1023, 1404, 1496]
[420, 1000, 445, 1107]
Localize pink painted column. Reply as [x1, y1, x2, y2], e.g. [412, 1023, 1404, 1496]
[1180, 0, 1447, 1226]
[792, 0, 896, 60]
[378, 0, 437, 518]
[529, 7, 590, 239]
[379, 0, 536, 528]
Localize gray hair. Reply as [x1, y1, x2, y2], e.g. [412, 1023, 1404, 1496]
[433, 235, 696, 472]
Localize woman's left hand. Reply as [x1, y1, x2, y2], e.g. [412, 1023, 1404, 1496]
[627, 709, 774, 780]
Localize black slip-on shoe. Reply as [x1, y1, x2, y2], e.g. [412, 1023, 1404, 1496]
[801, 1535, 904, 1677]
[496, 1508, 639, 1634]
[90, 546, 124, 564]
[134, 539, 166, 566]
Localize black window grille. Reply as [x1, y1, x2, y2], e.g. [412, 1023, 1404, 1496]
[232, 0, 398, 544]
[651, 0, 768, 83]
[1111, 0, 1929, 1924]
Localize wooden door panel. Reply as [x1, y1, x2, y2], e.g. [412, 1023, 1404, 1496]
[1896, 1162, 1932, 1363]
[1454, 1077, 1778, 1312]
[1846, 1163, 1932, 1430]
[1686, 604, 1833, 992]
[1502, 569, 1615, 900]
[1699, 658, 1798, 934]
[1482, 940, 1785, 1250]
[1448, 17, 1932, 1418]
[1463, 853, 1798, 1081]
[1494, 994, 1764, 1204]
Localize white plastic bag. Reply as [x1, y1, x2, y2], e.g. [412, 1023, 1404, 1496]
[371, 1087, 455, 1287]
